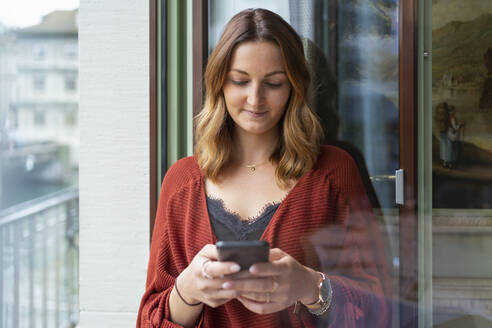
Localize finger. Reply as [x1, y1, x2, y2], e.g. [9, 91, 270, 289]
[203, 260, 241, 278]
[248, 262, 282, 276]
[202, 290, 238, 308]
[196, 275, 229, 289]
[196, 279, 237, 296]
[268, 248, 285, 261]
[222, 277, 278, 292]
[206, 298, 230, 308]
[199, 244, 219, 260]
[237, 296, 281, 315]
[227, 270, 256, 280]
[211, 288, 238, 300]
[240, 291, 270, 303]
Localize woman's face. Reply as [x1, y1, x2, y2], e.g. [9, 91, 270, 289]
[222, 41, 291, 137]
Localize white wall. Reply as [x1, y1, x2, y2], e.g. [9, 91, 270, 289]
[79, 0, 149, 326]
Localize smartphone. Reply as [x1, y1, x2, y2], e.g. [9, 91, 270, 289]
[216, 240, 270, 271]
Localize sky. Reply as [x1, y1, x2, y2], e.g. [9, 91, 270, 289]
[0, 0, 78, 28]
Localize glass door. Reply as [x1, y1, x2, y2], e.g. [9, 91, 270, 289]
[205, 1, 412, 326]
[425, 1, 492, 326]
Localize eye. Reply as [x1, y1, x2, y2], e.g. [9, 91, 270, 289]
[265, 82, 283, 88]
[231, 80, 248, 86]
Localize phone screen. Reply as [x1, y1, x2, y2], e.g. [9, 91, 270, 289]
[216, 240, 270, 270]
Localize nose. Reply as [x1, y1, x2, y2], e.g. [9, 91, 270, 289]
[246, 82, 264, 109]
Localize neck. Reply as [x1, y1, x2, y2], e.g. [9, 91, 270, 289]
[232, 127, 280, 166]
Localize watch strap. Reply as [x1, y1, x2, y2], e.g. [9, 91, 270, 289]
[306, 272, 333, 316]
[304, 271, 326, 309]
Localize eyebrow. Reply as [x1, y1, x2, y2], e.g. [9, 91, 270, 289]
[230, 69, 286, 77]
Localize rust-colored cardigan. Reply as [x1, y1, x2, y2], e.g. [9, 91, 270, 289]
[137, 145, 391, 328]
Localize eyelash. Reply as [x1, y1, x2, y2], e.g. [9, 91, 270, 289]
[231, 80, 247, 86]
[231, 80, 283, 88]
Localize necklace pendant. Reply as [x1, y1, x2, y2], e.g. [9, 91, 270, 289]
[244, 162, 265, 172]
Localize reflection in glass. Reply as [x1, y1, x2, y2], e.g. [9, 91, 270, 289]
[431, 2, 492, 326]
[208, 1, 400, 326]
[210, 0, 399, 209]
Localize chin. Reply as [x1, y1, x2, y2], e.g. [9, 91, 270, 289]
[237, 124, 276, 136]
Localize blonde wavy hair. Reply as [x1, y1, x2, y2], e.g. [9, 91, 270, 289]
[194, 8, 324, 189]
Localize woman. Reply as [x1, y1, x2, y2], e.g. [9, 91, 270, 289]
[435, 102, 462, 169]
[445, 105, 463, 168]
[137, 8, 390, 328]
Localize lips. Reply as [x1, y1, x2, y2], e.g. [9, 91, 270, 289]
[244, 110, 267, 118]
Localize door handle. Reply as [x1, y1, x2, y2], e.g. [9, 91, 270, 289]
[370, 174, 396, 182]
[395, 169, 404, 205]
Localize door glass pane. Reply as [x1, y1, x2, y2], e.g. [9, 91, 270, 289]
[209, 1, 400, 326]
[431, 1, 492, 326]
[0, 3, 79, 327]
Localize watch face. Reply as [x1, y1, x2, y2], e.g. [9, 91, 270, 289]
[320, 279, 330, 302]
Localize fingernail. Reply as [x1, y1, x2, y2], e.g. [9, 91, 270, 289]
[230, 264, 240, 272]
[222, 282, 233, 289]
[249, 265, 258, 273]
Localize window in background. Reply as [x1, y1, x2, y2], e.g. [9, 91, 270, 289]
[33, 75, 45, 92]
[65, 111, 77, 127]
[32, 44, 45, 61]
[34, 111, 45, 126]
[64, 75, 76, 92]
[63, 44, 77, 60]
[0, 4, 79, 327]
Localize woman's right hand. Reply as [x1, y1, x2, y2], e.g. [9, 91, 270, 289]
[176, 244, 243, 308]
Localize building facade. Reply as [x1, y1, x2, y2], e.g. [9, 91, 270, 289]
[6, 10, 79, 169]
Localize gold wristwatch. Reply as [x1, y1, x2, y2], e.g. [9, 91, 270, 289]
[304, 272, 333, 316]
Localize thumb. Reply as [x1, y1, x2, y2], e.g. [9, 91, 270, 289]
[269, 248, 286, 261]
[199, 244, 218, 260]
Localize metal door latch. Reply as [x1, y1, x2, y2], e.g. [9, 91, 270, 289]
[395, 169, 404, 205]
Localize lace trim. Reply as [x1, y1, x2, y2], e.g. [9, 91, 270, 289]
[206, 194, 284, 223]
[206, 195, 282, 240]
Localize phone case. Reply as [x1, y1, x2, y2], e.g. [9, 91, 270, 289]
[216, 240, 270, 270]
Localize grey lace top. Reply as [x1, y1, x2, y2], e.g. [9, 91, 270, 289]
[206, 195, 281, 241]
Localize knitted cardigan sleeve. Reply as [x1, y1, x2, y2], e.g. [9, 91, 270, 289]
[136, 159, 203, 328]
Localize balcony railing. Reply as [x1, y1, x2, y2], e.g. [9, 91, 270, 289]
[0, 187, 79, 328]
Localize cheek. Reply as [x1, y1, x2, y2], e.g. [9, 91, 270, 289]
[267, 88, 291, 111]
[223, 87, 245, 110]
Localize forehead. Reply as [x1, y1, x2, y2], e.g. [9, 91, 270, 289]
[229, 41, 284, 72]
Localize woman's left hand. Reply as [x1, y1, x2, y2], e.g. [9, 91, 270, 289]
[222, 248, 320, 314]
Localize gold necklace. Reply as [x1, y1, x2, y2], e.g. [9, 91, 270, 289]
[244, 160, 268, 172]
